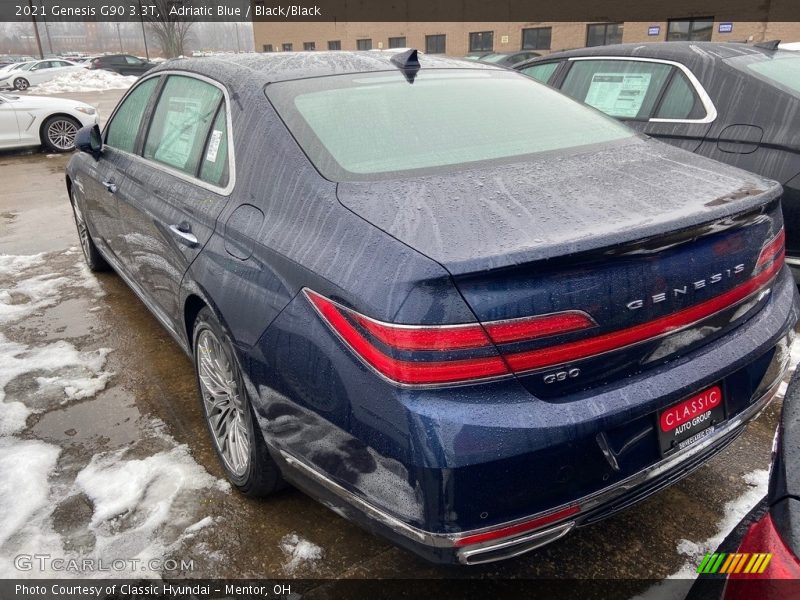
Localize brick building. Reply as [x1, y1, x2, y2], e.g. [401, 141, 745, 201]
[252, 19, 800, 57]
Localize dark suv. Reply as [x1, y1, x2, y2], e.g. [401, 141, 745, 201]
[89, 54, 154, 76]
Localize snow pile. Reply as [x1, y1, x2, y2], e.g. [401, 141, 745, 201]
[73, 445, 229, 570]
[0, 334, 112, 435]
[33, 69, 137, 94]
[0, 251, 228, 578]
[280, 533, 324, 574]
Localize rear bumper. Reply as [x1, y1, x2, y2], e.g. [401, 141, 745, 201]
[277, 357, 786, 564]
[254, 267, 798, 565]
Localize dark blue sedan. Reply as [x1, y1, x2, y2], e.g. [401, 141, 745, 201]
[65, 50, 798, 564]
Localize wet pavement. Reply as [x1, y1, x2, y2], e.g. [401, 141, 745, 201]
[0, 90, 794, 594]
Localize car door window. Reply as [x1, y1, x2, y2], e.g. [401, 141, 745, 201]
[561, 59, 673, 119]
[105, 77, 159, 152]
[143, 75, 223, 176]
[199, 106, 229, 186]
[30, 61, 50, 71]
[125, 56, 143, 65]
[520, 62, 560, 84]
[653, 71, 705, 120]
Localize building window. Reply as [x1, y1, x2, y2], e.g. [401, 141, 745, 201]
[388, 36, 407, 49]
[425, 34, 446, 54]
[328, 40, 341, 50]
[667, 18, 714, 41]
[586, 23, 624, 47]
[521, 27, 552, 50]
[357, 39, 372, 50]
[303, 42, 316, 51]
[262, 44, 273, 52]
[469, 31, 493, 52]
[282, 43, 293, 52]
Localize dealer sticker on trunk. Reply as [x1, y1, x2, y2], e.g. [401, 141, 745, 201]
[658, 385, 725, 455]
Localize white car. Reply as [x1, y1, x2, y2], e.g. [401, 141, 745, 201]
[0, 59, 84, 91]
[0, 61, 35, 76]
[0, 92, 97, 152]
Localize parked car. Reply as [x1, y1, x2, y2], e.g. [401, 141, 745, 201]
[462, 51, 492, 61]
[687, 365, 800, 600]
[0, 60, 34, 76]
[0, 59, 83, 91]
[88, 54, 155, 76]
[66, 51, 798, 565]
[478, 50, 542, 67]
[514, 42, 800, 281]
[0, 92, 96, 151]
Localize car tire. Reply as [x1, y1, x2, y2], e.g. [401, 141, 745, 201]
[69, 189, 109, 272]
[42, 115, 81, 152]
[13, 77, 29, 91]
[193, 307, 284, 496]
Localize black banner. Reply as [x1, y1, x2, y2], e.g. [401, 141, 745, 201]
[0, 0, 798, 23]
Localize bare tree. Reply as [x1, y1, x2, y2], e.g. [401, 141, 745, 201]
[147, 0, 194, 57]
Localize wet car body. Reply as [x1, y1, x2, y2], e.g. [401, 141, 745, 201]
[514, 42, 800, 280]
[66, 52, 798, 564]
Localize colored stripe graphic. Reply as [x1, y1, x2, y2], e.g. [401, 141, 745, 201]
[697, 553, 773, 574]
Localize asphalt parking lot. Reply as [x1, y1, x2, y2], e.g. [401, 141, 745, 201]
[0, 89, 794, 595]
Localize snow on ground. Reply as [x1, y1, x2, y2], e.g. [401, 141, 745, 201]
[279, 533, 324, 574]
[0, 252, 229, 578]
[32, 69, 137, 95]
[632, 469, 769, 600]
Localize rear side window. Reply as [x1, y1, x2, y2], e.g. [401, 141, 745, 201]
[105, 77, 158, 152]
[654, 71, 704, 119]
[519, 62, 560, 84]
[267, 69, 632, 181]
[143, 75, 223, 176]
[199, 107, 229, 186]
[561, 59, 673, 119]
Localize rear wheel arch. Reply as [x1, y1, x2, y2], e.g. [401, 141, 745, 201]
[184, 293, 208, 351]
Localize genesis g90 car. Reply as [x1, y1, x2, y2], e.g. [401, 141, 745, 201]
[65, 50, 798, 564]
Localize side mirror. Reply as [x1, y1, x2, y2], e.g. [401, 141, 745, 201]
[75, 124, 102, 158]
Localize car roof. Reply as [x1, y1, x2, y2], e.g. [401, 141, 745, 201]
[149, 51, 501, 87]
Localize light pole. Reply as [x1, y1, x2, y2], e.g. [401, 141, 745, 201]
[28, 0, 44, 58]
[116, 23, 123, 53]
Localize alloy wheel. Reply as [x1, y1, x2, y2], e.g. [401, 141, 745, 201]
[47, 119, 78, 150]
[196, 329, 251, 476]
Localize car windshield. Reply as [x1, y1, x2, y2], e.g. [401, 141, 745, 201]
[267, 69, 633, 181]
[726, 51, 800, 98]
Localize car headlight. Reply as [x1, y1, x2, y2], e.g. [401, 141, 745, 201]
[74, 106, 96, 115]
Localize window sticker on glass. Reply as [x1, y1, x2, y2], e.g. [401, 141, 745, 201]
[206, 129, 223, 163]
[584, 73, 652, 118]
[154, 97, 203, 169]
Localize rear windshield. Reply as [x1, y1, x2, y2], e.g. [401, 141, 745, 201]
[726, 52, 800, 97]
[266, 69, 633, 181]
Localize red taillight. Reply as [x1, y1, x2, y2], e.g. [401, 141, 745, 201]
[722, 512, 800, 600]
[353, 309, 595, 351]
[305, 290, 510, 385]
[454, 504, 580, 548]
[306, 227, 784, 386]
[757, 229, 785, 271]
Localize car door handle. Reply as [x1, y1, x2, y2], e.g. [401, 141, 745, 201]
[101, 180, 117, 193]
[169, 223, 198, 246]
